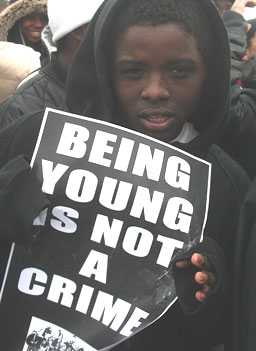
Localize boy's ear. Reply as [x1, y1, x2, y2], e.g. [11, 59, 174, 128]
[71, 24, 89, 42]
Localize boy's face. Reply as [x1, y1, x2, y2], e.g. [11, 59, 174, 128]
[113, 24, 206, 142]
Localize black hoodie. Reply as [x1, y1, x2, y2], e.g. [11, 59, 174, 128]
[0, 0, 250, 350]
[66, 0, 231, 159]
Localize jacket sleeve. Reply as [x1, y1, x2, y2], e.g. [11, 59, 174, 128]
[0, 154, 49, 244]
[0, 112, 49, 244]
[234, 178, 256, 351]
[222, 11, 247, 86]
[0, 95, 25, 130]
[172, 236, 228, 343]
[217, 11, 256, 179]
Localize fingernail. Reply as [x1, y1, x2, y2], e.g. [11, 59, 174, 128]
[199, 273, 205, 281]
[198, 292, 204, 302]
[196, 254, 204, 264]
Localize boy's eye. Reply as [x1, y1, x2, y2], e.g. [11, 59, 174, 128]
[120, 68, 145, 80]
[168, 67, 194, 79]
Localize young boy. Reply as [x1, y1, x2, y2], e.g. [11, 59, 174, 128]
[0, 0, 250, 350]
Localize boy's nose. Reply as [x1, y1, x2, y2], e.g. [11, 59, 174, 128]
[141, 75, 170, 102]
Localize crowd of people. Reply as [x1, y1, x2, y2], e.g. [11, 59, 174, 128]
[0, 0, 256, 350]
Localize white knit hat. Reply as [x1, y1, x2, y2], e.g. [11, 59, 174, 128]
[48, 0, 104, 43]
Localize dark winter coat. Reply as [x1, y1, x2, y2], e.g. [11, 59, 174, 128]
[0, 0, 49, 63]
[230, 177, 256, 351]
[0, 52, 66, 129]
[218, 11, 256, 179]
[0, 1, 250, 351]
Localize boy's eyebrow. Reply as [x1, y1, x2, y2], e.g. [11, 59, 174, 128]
[117, 58, 198, 66]
[117, 60, 143, 66]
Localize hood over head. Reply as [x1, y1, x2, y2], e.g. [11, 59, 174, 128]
[66, 0, 230, 157]
[247, 18, 256, 45]
[0, 0, 47, 41]
[48, 0, 105, 44]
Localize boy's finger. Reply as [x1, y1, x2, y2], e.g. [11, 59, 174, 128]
[195, 291, 206, 302]
[191, 253, 212, 271]
[195, 271, 216, 286]
[202, 285, 211, 294]
[175, 260, 191, 269]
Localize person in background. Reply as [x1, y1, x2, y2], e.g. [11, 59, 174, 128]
[218, 5, 256, 351]
[0, 0, 104, 129]
[0, 0, 250, 350]
[0, 0, 49, 64]
[41, 25, 57, 55]
[216, 0, 256, 180]
[241, 17, 256, 87]
[214, 0, 234, 13]
[0, 41, 40, 102]
[211, 3, 256, 350]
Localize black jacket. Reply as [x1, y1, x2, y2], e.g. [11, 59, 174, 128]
[0, 1, 250, 350]
[238, 178, 256, 351]
[0, 52, 66, 129]
[218, 11, 256, 179]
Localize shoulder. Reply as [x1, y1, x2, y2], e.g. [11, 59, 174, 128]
[204, 144, 250, 248]
[0, 71, 47, 128]
[0, 110, 45, 167]
[208, 144, 250, 200]
[206, 143, 250, 216]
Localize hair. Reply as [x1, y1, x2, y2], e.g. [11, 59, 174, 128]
[108, 0, 213, 69]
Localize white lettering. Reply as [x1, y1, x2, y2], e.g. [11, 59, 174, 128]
[41, 160, 69, 194]
[79, 250, 108, 284]
[91, 291, 131, 331]
[123, 227, 153, 257]
[51, 206, 79, 233]
[91, 214, 123, 248]
[75, 285, 94, 314]
[120, 308, 149, 336]
[130, 187, 164, 223]
[132, 144, 164, 181]
[156, 235, 184, 267]
[163, 197, 193, 233]
[18, 268, 47, 295]
[47, 274, 77, 307]
[66, 169, 98, 202]
[56, 123, 89, 158]
[114, 138, 135, 172]
[99, 178, 133, 211]
[89, 130, 117, 167]
[165, 156, 190, 191]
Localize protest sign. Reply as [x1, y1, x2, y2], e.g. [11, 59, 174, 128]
[0, 108, 211, 350]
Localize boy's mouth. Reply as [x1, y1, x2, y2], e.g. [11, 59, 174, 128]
[138, 109, 174, 130]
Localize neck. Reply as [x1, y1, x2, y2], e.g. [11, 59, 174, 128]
[58, 51, 72, 73]
[58, 35, 81, 73]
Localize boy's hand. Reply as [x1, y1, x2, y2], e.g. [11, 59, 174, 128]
[175, 253, 216, 302]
